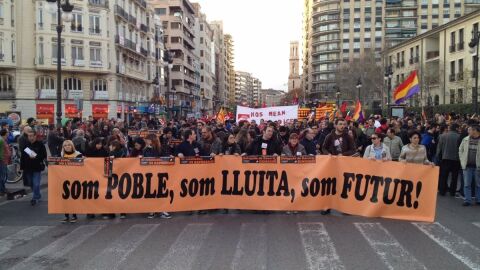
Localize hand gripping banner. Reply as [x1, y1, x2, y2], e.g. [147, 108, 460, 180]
[48, 156, 439, 222]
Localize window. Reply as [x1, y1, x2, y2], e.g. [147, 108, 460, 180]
[450, 61, 455, 77]
[457, 88, 463, 103]
[91, 79, 107, 91]
[434, 95, 440, 106]
[90, 47, 102, 66]
[450, 89, 455, 104]
[36, 76, 55, 90]
[11, 39, 15, 62]
[38, 39, 44, 63]
[89, 15, 101, 34]
[64, 78, 82, 90]
[52, 44, 65, 61]
[71, 46, 84, 65]
[10, 4, 13, 27]
[459, 28, 464, 44]
[450, 31, 455, 48]
[200, 24, 204, 31]
[0, 4, 3, 21]
[0, 74, 13, 92]
[71, 13, 83, 32]
[37, 8, 44, 29]
[458, 59, 463, 76]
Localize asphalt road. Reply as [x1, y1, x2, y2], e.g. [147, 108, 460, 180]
[0, 174, 479, 270]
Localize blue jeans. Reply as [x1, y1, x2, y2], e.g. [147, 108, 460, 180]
[463, 168, 480, 203]
[25, 171, 42, 201]
[0, 164, 6, 193]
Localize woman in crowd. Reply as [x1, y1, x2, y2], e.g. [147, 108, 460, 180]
[399, 130, 432, 165]
[282, 133, 307, 156]
[130, 137, 146, 157]
[219, 133, 242, 156]
[235, 129, 249, 154]
[60, 140, 83, 223]
[142, 134, 172, 219]
[363, 133, 392, 161]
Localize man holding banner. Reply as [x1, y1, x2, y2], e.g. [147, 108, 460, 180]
[246, 126, 282, 156]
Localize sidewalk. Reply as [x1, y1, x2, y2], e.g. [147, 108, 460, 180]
[0, 172, 48, 203]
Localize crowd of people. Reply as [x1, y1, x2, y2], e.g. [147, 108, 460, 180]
[1, 111, 479, 223]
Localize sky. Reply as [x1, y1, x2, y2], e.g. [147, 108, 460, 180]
[193, 0, 303, 91]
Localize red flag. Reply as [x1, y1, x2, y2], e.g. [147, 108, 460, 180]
[293, 92, 299, 105]
[340, 101, 347, 116]
[262, 102, 267, 108]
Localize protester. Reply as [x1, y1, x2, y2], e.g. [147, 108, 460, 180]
[20, 131, 47, 206]
[176, 129, 204, 158]
[437, 123, 461, 196]
[246, 126, 282, 156]
[72, 129, 87, 155]
[282, 133, 307, 156]
[0, 129, 10, 196]
[363, 133, 392, 161]
[399, 130, 432, 165]
[300, 128, 317, 155]
[384, 128, 404, 161]
[143, 134, 163, 157]
[130, 137, 146, 157]
[199, 126, 222, 156]
[60, 140, 83, 223]
[219, 133, 242, 156]
[458, 124, 480, 206]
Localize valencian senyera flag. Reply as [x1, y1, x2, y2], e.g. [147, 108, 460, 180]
[394, 70, 420, 105]
[352, 100, 362, 121]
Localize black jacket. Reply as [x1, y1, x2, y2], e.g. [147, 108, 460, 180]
[20, 140, 47, 172]
[300, 138, 317, 155]
[246, 136, 282, 156]
[86, 147, 109, 157]
[175, 141, 204, 157]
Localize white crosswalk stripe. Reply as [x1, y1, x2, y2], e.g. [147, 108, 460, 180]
[9, 225, 104, 270]
[81, 224, 159, 270]
[413, 222, 480, 270]
[231, 223, 267, 270]
[298, 222, 345, 270]
[154, 223, 212, 270]
[0, 226, 53, 257]
[355, 223, 427, 270]
[474, 222, 480, 229]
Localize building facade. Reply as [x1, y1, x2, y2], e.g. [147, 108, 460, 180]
[0, 0, 165, 121]
[224, 34, 235, 107]
[386, 9, 480, 106]
[288, 41, 301, 92]
[385, 0, 480, 49]
[260, 89, 286, 107]
[210, 21, 228, 110]
[234, 71, 261, 107]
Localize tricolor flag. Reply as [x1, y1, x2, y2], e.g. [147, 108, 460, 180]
[216, 108, 226, 124]
[394, 70, 420, 105]
[352, 100, 362, 121]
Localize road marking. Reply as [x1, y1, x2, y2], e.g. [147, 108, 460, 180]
[298, 222, 345, 270]
[231, 223, 267, 270]
[154, 223, 212, 270]
[0, 226, 53, 256]
[0, 187, 48, 206]
[354, 223, 427, 270]
[413, 222, 480, 270]
[82, 224, 159, 270]
[10, 225, 104, 270]
[474, 222, 480, 229]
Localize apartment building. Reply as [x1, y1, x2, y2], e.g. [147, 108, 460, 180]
[224, 34, 235, 107]
[386, 9, 480, 106]
[385, 0, 480, 48]
[150, 0, 199, 118]
[210, 21, 228, 110]
[252, 78, 262, 107]
[193, 3, 214, 115]
[0, 0, 16, 113]
[0, 0, 164, 121]
[288, 41, 301, 92]
[259, 89, 286, 107]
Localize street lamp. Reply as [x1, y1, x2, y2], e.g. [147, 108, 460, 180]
[356, 78, 362, 103]
[335, 88, 341, 109]
[384, 65, 393, 106]
[46, 0, 74, 127]
[469, 30, 479, 114]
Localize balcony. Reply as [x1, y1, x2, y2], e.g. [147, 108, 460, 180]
[140, 47, 148, 57]
[89, 28, 101, 35]
[37, 89, 56, 99]
[400, 61, 405, 67]
[66, 90, 83, 100]
[114, 5, 129, 22]
[128, 15, 137, 26]
[449, 74, 456, 82]
[116, 64, 126, 74]
[426, 51, 440, 60]
[35, 57, 44, 65]
[457, 42, 464, 51]
[409, 58, 414, 64]
[88, 0, 108, 8]
[90, 61, 103, 67]
[449, 45, 456, 53]
[52, 58, 67, 65]
[93, 91, 109, 100]
[0, 90, 15, 99]
[457, 72, 464, 81]
[414, 56, 419, 63]
[73, 59, 85, 67]
[140, 24, 148, 33]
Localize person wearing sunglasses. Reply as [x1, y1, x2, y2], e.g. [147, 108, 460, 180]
[363, 133, 391, 161]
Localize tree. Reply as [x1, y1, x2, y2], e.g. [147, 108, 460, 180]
[334, 53, 384, 108]
[281, 88, 304, 105]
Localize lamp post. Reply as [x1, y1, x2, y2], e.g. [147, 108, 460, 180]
[46, 0, 74, 127]
[469, 30, 480, 115]
[384, 65, 393, 106]
[356, 78, 362, 104]
[335, 88, 341, 110]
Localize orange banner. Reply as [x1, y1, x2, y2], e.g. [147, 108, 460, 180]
[48, 156, 439, 222]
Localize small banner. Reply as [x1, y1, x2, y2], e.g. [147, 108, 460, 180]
[48, 156, 439, 222]
[236, 105, 298, 124]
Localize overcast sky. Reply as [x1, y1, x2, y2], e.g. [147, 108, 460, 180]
[193, 0, 303, 91]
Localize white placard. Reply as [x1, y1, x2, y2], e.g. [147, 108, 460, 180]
[235, 105, 298, 124]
